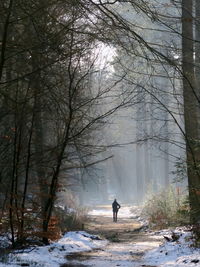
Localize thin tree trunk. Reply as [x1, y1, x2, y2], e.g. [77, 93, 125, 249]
[0, 0, 13, 81]
[30, 53, 49, 243]
[136, 99, 145, 203]
[42, 32, 76, 243]
[19, 113, 34, 242]
[9, 124, 17, 247]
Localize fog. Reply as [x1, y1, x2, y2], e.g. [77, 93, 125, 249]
[64, 2, 187, 206]
[75, 101, 186, 206]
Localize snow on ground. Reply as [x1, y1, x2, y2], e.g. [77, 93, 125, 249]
[143, 228, 200, 267]
[1, 206, 200, 266]
[89, 206, 200, 266]
[0, 231, 107, 267]
[88, 205, 139, 218]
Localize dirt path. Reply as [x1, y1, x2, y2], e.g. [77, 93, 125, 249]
[61, 206, 163, 267]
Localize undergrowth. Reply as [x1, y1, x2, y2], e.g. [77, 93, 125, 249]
[54, 191, 89, 234]
[54, 205, 89, 233]
[142, 186, 190, 229]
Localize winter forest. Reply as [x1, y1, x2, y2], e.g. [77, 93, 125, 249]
[1, 0, 200, 266]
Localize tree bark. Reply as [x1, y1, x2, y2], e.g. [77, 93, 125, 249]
[0, 0, 13, 81]
[182, 0, 200, 225]
[195, 0, 200, 135]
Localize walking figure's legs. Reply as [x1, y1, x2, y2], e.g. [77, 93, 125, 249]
[113, 211, 117, 222]
[113, 211, 118, 222]
[116, 210, 118, 222]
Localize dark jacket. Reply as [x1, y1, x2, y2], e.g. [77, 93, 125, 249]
[112, 200, 120, 212]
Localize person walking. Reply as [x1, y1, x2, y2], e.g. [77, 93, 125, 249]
[112, 199, 121, 222]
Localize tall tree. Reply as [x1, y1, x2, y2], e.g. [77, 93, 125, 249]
[182, 0, 200, 226]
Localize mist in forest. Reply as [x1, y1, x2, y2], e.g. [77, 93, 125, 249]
[64, 52, 187, 206]
[69, 2, 188, 207]
[76, 106, 186, 206]
[71, 75, 186, 206]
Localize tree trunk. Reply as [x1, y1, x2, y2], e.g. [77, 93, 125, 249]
[0, 0, 13, 81]
[195, 0, 200, 135]
[182, 0, 200, 225]
[30, 54, 49, 244]
[136, 101, 145, 203]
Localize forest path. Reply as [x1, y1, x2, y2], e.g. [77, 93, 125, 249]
[61, 205, 163, 267]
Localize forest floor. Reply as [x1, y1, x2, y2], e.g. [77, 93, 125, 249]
[61, 205, 163, 266]
[1, 205, 200, 266]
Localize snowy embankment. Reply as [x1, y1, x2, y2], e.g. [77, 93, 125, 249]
[143, 228, 200, 267]
[0, 231, 107, 267]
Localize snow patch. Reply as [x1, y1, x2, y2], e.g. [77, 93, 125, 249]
[0, 231, 107, 267]
[88, 205, 137, 218]
[143, 228, 200, 266]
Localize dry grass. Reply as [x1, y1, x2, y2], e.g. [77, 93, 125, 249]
[142, 186, 190, 229]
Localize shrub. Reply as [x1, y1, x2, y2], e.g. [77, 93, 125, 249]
[53, 206, 89, 233]
[142, 186, 190, 229]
